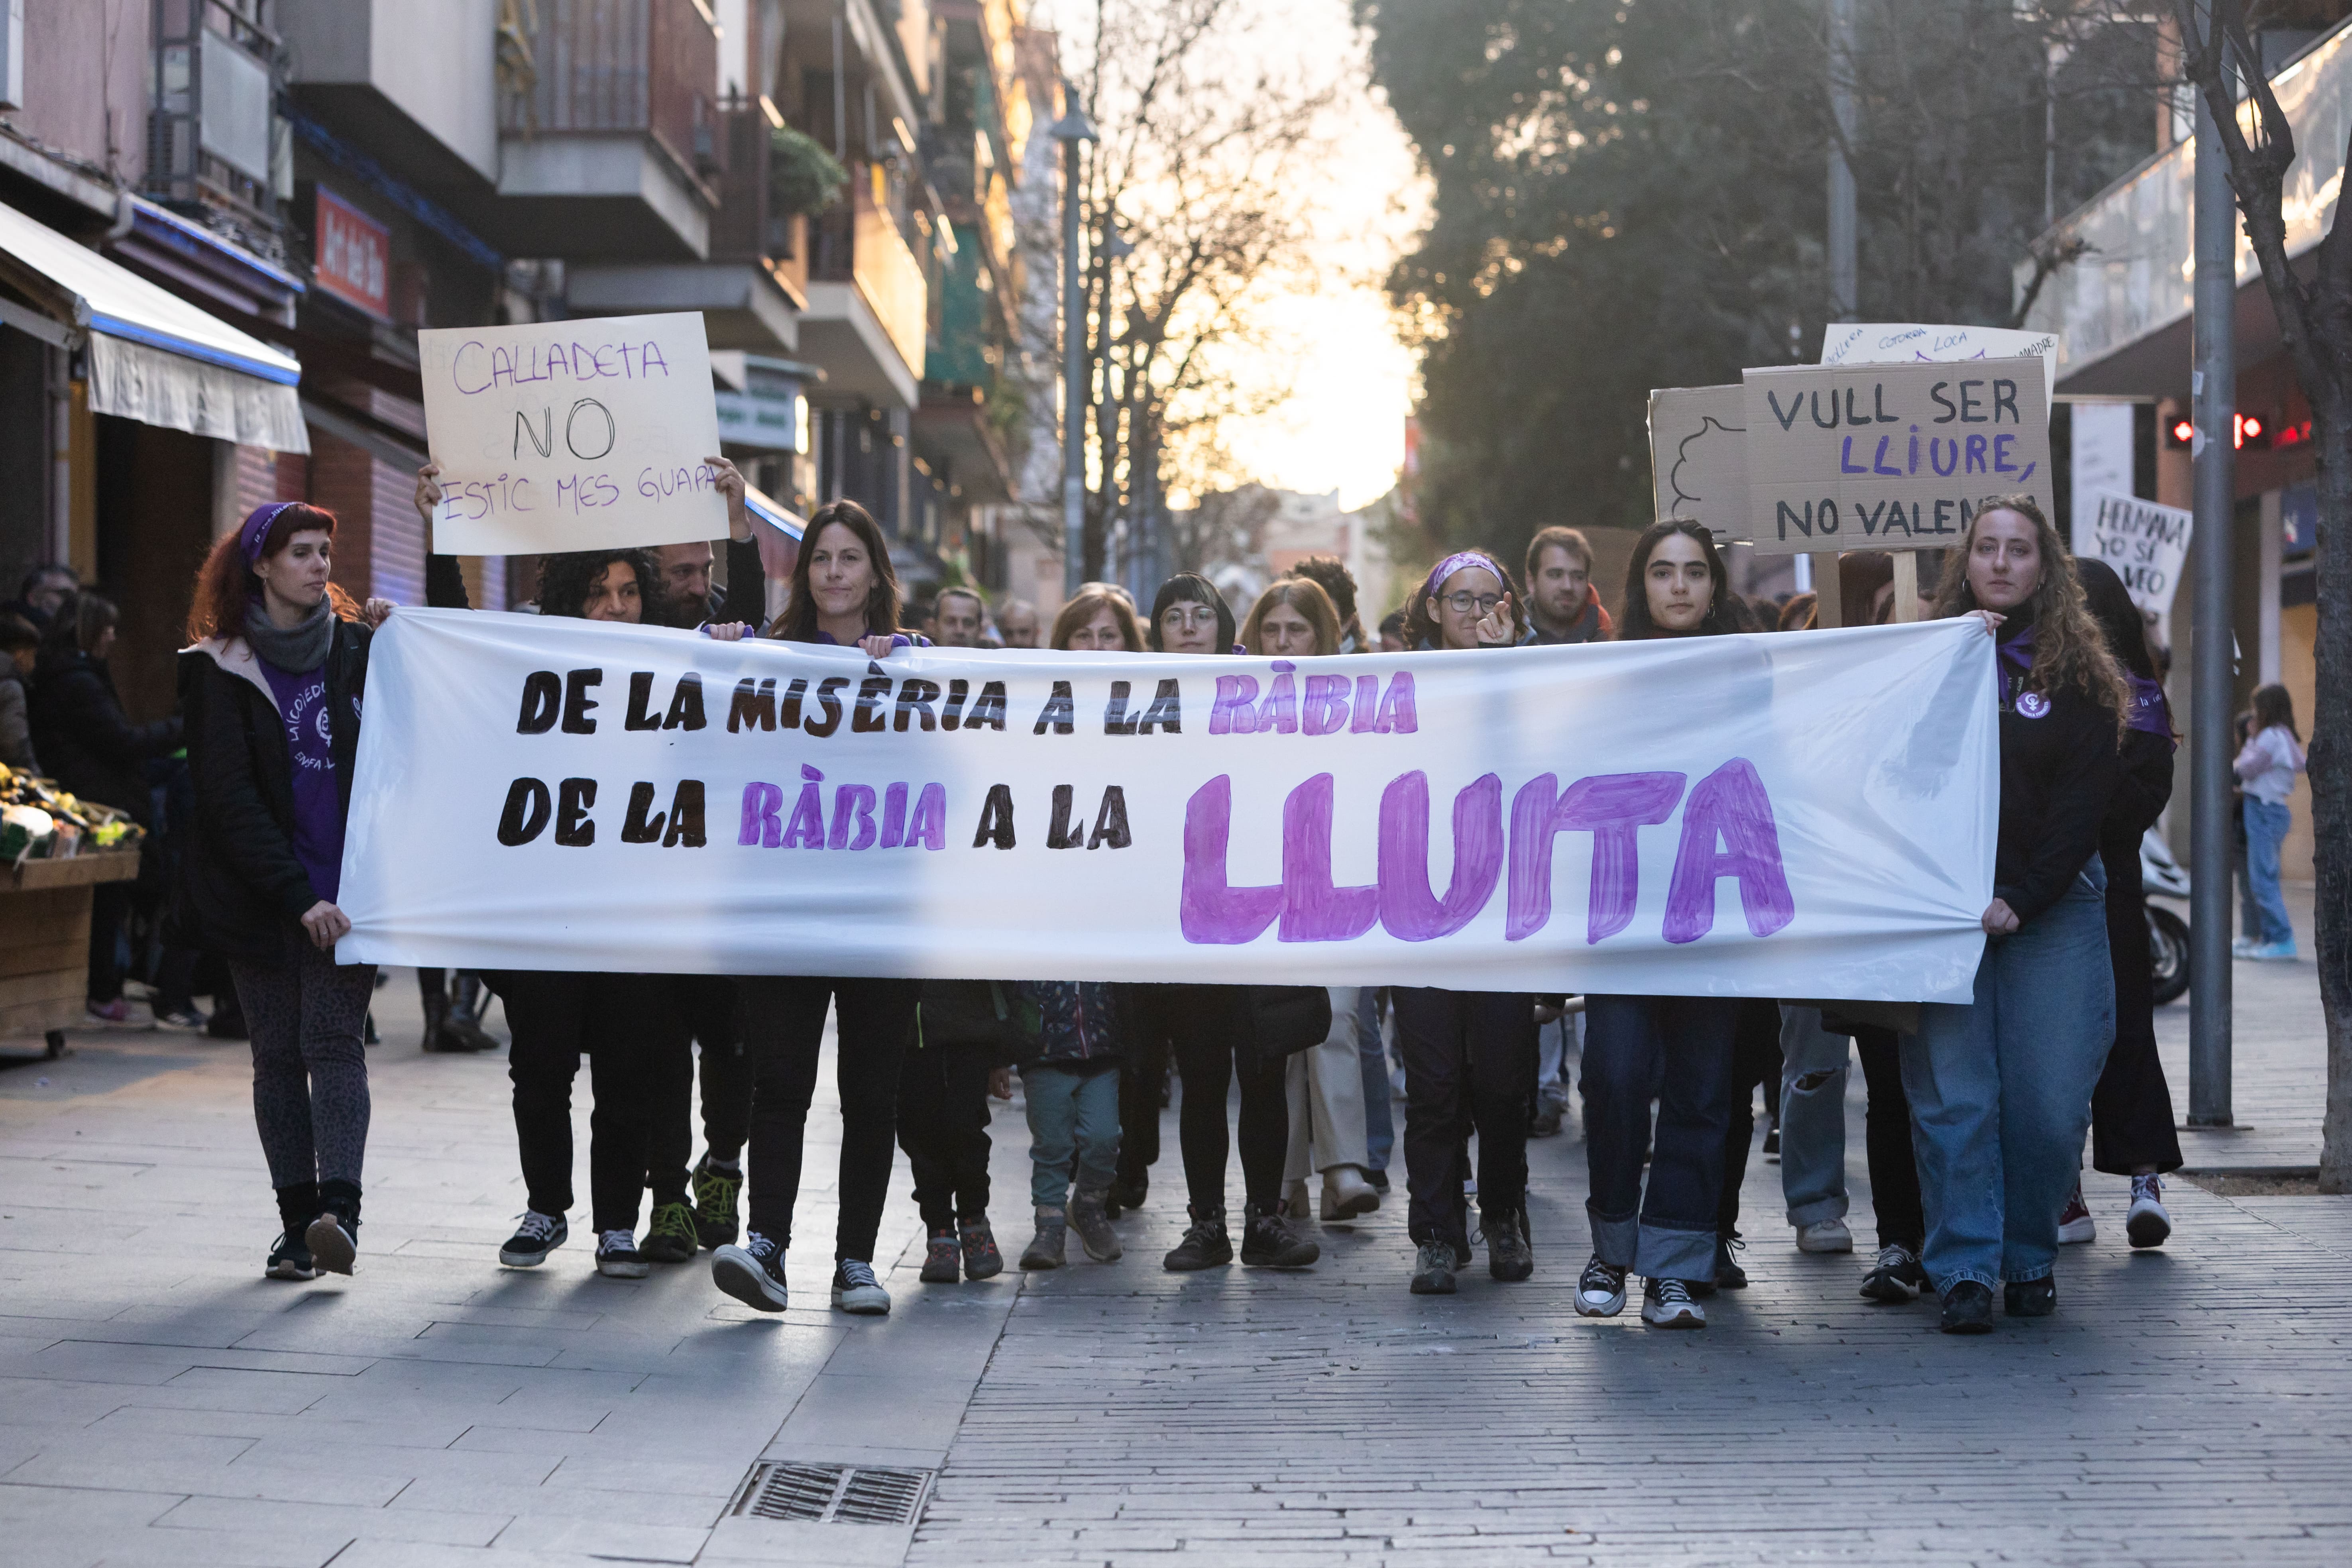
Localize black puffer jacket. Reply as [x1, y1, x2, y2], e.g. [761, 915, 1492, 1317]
[27, 650, 181, 822]
[178, 620, 370, 962]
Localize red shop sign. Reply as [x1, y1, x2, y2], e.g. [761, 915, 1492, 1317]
[314, 187, 390, 320]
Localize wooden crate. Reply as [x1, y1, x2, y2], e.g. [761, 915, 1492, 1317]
[0, 851, 140, 1037]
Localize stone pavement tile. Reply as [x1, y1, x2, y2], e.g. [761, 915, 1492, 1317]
[330, 1543, 607, 1568]
[0, 1480, 182, 1533]
[231, 1435, 563, 1486]
[489, 1513, 709, 1562]
[536, 1452, 748, 1499]
[155, 1491, 508, 1546]
[21, 1523, 337, 1568]
[387, 1474, 725, 1526]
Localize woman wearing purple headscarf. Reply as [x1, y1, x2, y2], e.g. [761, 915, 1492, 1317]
[181, 503, 391, 1284]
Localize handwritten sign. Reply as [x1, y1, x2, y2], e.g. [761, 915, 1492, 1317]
[1647, 384, 1749, 539]
[1741, 357, 2053, 555]
[1820, 322, 2061, 405]
[419, 312, 727, 555]
[2081, 491, 2191, 618]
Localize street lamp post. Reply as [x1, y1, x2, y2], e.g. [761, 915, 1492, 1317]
[1049, 94, 1098, 601]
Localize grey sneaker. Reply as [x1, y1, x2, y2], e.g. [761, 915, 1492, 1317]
[1409, 1239, 1458, 1295]
[1068, 1189, 1122, 1262]
[1020, 1206, 1067, 1270]
[831, 1257, 890, 1315]
[2126, 1175, 2171, 1248]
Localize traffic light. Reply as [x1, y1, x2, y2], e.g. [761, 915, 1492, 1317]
[2167, 416, 2194, 448]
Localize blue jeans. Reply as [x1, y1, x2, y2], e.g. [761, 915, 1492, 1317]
[1900, 860, 2114, 1292]
[1582, 995, 1738, 1281]
[1777, 1005, 1851, 1228]
[2240, 798, 2294, 947]
[1357, 987, 1393, 1173]
[1022, 1062, 1121, 1208]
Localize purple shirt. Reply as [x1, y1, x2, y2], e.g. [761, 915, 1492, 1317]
[257, 658, 345, 905]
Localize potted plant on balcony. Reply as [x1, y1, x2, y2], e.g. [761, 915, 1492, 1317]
[769, 126, 849, 217]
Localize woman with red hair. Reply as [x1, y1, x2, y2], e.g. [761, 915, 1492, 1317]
[181, 503, 389, 1283]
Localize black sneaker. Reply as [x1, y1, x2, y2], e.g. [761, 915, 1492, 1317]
[2004, 1275, 2056, 1317]
[595, 1228, 649, 1279]
[1575, 1254, 1629, 1317]
[641, 1201, 698, 1264]
[1713, 1230, 1749, 1291]
[1939, 1279, 1996, 1334]
[831, 1257, 891, 1315]
[265, 1232, 317, 1281]
[1641, 1275, 1706, 1328]
[1409, 1239, 1458, 1295]
[691, 1155, 741, 1250]
[1239, 1201, 1318, 1267]
[498, 1210, 568, 1267]
[712, 1230, 788, 1311]
[305, 1208, 357, 1277]
[1859, 1242, 1927, 1303]
[1162, 1206, 1232, 1271]
[1108, 1173, 1148, 1217]
[1483, 1206, 1533, 1281]
[920, 1226, 961, 1283]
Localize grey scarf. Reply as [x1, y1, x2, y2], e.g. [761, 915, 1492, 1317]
[243, 595, 335, 674]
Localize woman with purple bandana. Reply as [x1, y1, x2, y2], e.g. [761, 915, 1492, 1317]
[180, 503, 392, 1282]
[1391, 547, 1541, 1297]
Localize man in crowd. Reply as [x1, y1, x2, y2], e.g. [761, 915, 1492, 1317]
[5, 564, 79, 631]
[1523, 526, 1612, 645]
[996, 598, 1040, 649]
[933, 587, 987, 648]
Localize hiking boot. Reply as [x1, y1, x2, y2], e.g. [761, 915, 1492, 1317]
[2057, 1181, 2096, 1244]
[1483, 1205, 1533, 1281]
[1939, 1279, 1996, 1334]
[305, 1183, 360, 1276]
[2004, 1275, 2057, 1317]
[691, 1155, 741, 1250]
[1240, 1201, 1318, 1267]
[831, 1258, 891, 1315]
[1860, 1242, 1928, 1303]
[959, 1218, 1004, 1280]
[1641, 1276, 1705, 1328]
[641, 1201, 698, 1264]
[920, 1226, 961, 1283]
[1575, 1254, 1628, 1317]
[2126, 1174, 2172, 1248]
[1020, 1206, 1067, 1270]
[595, 1228, 649, 1279]
[1163, 1206, 1233, 1271]
[1069, 1188, 1122, 1262]
[1409, 1239, 1458, 1295]
[712, 1230, 788, 1311]
[1713, 1230, 1749, 1291]
[498, 1209, 568, 1267]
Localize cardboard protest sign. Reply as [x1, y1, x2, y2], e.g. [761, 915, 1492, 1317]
[2081, 491, 2192, 618]
[1821, 322, 2061, 404]
[1741, 356, 2053, 555]
[1647, 384, 1749, 538]
[419, 312, 727, 555]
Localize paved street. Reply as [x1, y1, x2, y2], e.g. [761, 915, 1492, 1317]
[0, 888, 2342, 1567]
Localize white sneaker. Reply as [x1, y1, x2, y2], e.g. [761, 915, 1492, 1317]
[2231, 936, 2259, 958]
[1641, 1276, 1705, 1328]
[2057, 1181, 2097, 1244]
[1796, 1217, 1853, 1254]
[831, 1257, 891, 1315]
[2125, 1175, 2171, 1249]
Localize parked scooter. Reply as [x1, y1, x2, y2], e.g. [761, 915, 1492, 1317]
[2142, 828, 2191, 1006]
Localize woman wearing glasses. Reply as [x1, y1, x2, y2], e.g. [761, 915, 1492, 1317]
[1393, 551, 1541, 1295]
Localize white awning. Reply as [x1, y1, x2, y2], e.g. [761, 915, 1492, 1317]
[0, 198, 308, 452]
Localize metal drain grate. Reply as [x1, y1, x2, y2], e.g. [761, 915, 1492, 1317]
[732, 1462, 933, 1526]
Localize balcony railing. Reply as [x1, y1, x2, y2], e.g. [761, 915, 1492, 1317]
[810, 173, 928, 379]
[501, 0, 722, 187]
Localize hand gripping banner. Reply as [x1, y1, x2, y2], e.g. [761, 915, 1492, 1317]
[338, 611, 1997, 1000]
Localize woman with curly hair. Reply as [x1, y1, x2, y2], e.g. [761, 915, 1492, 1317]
[1910, 494, 2125, 1334]
[180, 504, 390, 1281]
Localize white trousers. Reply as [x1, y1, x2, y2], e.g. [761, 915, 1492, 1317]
[1285, 986, 1370, 1181]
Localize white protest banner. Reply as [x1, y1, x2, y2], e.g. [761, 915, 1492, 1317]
[1647, 384, 1749, 538]
[1821, 321, 2061, 404]
[1742, 356, 2053, 554]
[338, 611, 1997, 1002]
[2082, 490, 2192, 618]
[419, 312, 727, 556]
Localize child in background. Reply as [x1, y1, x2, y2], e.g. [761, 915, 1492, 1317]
[2232, 683, 2307, 962]
[1016, 982, 1126, 1270]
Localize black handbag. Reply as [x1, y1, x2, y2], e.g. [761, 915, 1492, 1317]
[917, 979, 1040, 1056]
[1246, 984, 1332, 1059]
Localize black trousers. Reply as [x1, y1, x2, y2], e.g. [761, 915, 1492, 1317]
[1853, 1026, 1924, 1251]
[660, 975, 749, 1172]
[897, 1041, 995, 1229]
[739, 975, 917, 1260]
[1393, 987, 1538, 1249]
[1115, 1023, 1170, 1191]
[497, 971, 690, 1232]
[1715, 999, 1786, 1236]
[2092, 847, 2184, 1174]
[1130, 984, 1285, 1214]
